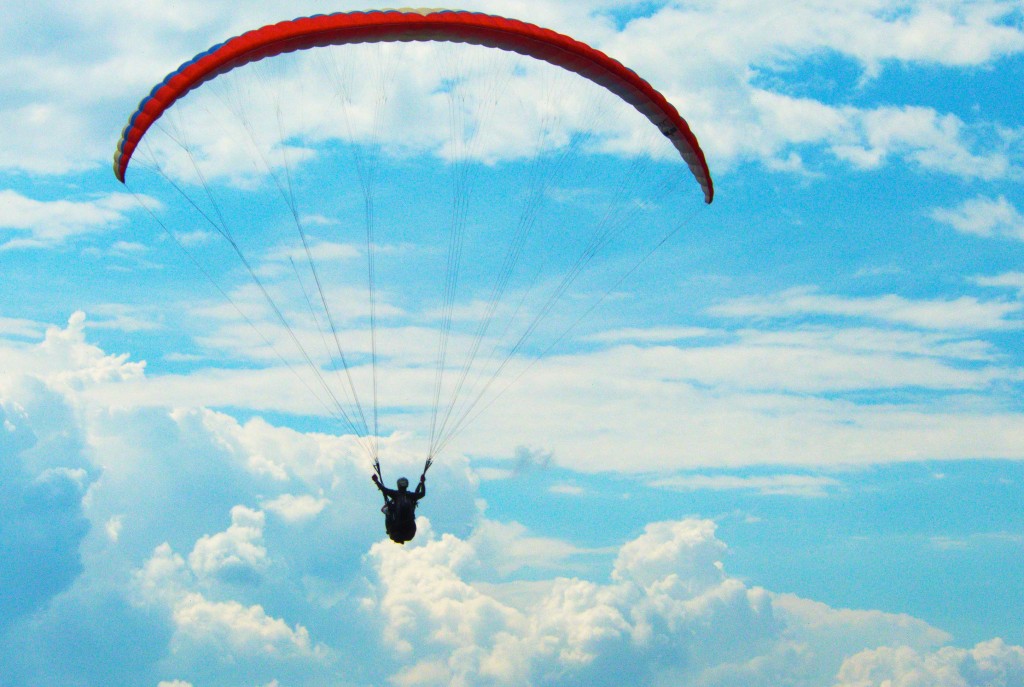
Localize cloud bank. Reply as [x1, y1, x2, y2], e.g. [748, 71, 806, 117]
[1, 314, 1023, 685]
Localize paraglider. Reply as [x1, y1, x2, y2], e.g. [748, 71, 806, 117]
[113, 9, 713, 543]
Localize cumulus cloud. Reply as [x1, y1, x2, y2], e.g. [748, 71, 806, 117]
[9, 311, 147, 393]
[362, 517, 1010, 687]
[188, 505, 268, 583]
[834, 639, 1024, 687]
[364, 520, 759, 684]
[135, 542, 324, 661]
[611, 519, 727, 589]
[172, 594, 319, 659]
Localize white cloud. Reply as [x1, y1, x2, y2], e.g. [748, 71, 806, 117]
[930, 531, 1024, 551]
[105, 515, 123, 542]
[367, 526, 522, 658]
[932, 195, 1024, 240]
[661, 1, 1024, 69]
[930, 535, 971, 551]
[696, 89, 1010, 178]
[834, 106, 1009, 178]
[188, 505, 268, 582]
[586, 326, 714, 344]
[834, 639, 1024, 687]
[172, 593, 320, 659]
[653, 473, 839, 497]
[975, 272, 1024, 297]
[263, 240, 362, 265]
[0, 104, 99, 174]
[7, 310, 1024, 474]
[737, 327, 998, 361]
[0, 316, 44, 339]
[9, 309, 1020, 478]
[773, 593, 951, 652]
[135, 540, 326, 660]
[475, 466, 515, 481]
[599, 333, 1009, 396]
[165, 229, 213, 248]
[607, 2, 1020, 175]
[711, 287, 1022, 331]
[262, 493, 329, 522]
[84, 303, 165, 332]
[467, 520, 584, 576]
[548, 483, 586, 496]
[453, 366, 1024, 470]
[0, 312, 145, 397]
[2, 320, 1021, 686]
[0, 189, 153, 250]
[612, 519, 727, 590]
[881, 4, 1024, 65]
[363, 517, 985, 686]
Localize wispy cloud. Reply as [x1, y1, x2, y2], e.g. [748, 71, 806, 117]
[929, 531, 1024, 551]
[587, 326, 714, 344]
[85, 303, 165, 332]
[710, 287, 1022, 331]
[974, 271, 1024, 297]
[931, 195, 1024, 240]
[548, 483, 586, 496]
[0, 316, 45, 339]
[0, 190, 154, 250]
[652, 473, 840, 497]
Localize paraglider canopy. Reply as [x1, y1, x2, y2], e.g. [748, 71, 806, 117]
[114, 8, 713, 203]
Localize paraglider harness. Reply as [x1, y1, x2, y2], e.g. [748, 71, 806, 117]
[372, 457, 430, 544]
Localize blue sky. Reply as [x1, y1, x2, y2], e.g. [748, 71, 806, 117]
[2, 2, 1024, 686]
